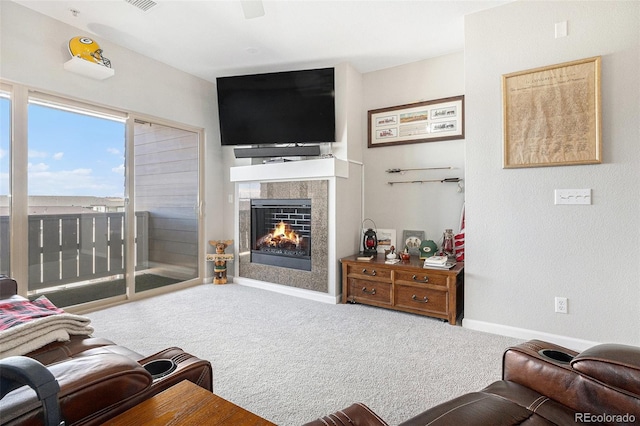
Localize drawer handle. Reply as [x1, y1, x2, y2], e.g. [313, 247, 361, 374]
[412, 275, 429, 283]
[362, 269, 377, 276]
[412, 294, 429, 303]
[361, 287, 376, 295]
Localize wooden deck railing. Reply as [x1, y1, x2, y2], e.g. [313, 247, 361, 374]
[1, 212, 149, 291]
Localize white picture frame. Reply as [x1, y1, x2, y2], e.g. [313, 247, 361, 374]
[375, 229, 396, 253]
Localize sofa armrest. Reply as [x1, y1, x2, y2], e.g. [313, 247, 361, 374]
[502, 340, 640, 418]
[572, 343, 640, 397]
[502, 339, 578, 382]
[138, 347, 213, 393]
[0, 353, 152, 425]
[0, 276, 18, 299]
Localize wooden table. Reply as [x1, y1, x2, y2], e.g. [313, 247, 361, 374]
[105, 380, 276, 426]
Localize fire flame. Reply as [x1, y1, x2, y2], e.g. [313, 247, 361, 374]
[271, 221, 300, 246]
[256, 221, 302, 249]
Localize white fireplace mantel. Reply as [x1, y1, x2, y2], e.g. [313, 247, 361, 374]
[230, 157, 350, 182]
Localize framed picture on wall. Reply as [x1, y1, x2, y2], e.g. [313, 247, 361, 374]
[368, 96, 465, 148]
[502, 56, 602, 168]
[402, 230, 425, 256]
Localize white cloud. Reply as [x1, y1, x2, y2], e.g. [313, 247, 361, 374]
[53, 152, 64, 160]
[107, 148, 121, 155]
[0, 148, 6, 159]
[28, 149, 48, 158]
[69, 168, 92, 175]
[28, 162, 50, 172]
[28, 167, 121, 196]
[112, 164, 125, 174]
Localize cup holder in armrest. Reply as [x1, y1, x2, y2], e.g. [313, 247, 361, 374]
[538, 349, 574, 364]
[142, 359, 177, 380]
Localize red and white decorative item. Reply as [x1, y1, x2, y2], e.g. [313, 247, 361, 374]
[442, 229, 455, 258]
[454, 204, 465, 262]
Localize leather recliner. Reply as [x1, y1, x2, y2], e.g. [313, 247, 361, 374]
[305, 339, 640, 425]
[0, 277, 213, 426]
[1, 356, 62, 426]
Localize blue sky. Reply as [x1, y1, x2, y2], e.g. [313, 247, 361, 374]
[1, 99, 126, 198]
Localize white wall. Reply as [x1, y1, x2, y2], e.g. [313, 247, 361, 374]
[0, 2, 225, 281]
[464, 1, 640, 348]
[361, 53, 466, 249]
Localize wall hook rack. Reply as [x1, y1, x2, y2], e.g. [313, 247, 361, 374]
[385, 166, 454, 174]
[387, 177, 462, 186]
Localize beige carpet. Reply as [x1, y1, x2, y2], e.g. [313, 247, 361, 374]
[87, 284, 523, 425]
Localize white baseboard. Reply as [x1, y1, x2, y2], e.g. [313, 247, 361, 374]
[462, 318, 600, 352]
[232, 276, 341, 304]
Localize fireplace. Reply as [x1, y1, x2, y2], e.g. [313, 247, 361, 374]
[250, 198, 312, 271]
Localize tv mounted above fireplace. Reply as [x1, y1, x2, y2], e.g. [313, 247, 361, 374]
[216, 67, 335, 158]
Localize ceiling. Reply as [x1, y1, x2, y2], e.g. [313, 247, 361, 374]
[13, 0, 508, 83]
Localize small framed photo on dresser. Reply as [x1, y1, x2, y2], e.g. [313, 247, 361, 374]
[402, 230, 425, 256]
[375, 229, 396, 253]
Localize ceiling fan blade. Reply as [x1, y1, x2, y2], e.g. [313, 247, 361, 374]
[241, 0, 265, 19]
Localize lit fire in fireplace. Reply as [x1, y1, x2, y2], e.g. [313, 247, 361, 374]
[256, 221, 304, 250]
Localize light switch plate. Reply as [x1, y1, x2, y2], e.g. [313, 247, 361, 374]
[555, 21, 568, 38]
[554, 189, 591, 205]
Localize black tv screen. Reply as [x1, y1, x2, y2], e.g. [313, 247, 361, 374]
[216, 67, 335, 146]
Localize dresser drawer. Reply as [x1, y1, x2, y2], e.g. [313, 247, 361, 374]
[347, 278, 392, 305]
[346, 264, 392, 280]
[394, 284, 448, 314]
[394, 270, 447, 286]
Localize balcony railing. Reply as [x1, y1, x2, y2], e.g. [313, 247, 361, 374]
[1, 212, 149, 291]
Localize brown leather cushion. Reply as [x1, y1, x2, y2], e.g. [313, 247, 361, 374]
[26, 336, 122, 365]
[0, 353, 152, 425]
[398, 380, 576, 426]
[303, 403, 388, 426]
[0, 276, 18, 299]
[571, 344, 640, 397]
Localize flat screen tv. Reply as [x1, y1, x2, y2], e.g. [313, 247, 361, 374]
[216, 67, 335, 146]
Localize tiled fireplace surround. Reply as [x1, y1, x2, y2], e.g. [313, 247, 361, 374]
[230, 158, 354, 303]
[238, 180, 328, 291]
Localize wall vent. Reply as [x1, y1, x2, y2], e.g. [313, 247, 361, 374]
[124, 0, 157, 12]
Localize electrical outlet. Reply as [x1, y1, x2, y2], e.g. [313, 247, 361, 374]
[555, 297, 568, 314]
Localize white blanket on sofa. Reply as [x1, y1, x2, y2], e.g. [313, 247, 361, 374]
[0, 296, 94, 359]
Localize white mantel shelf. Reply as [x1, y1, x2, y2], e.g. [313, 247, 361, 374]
[230, 157, 350, 182]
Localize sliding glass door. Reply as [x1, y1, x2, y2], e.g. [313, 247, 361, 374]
[133, 120, 200, 292]
[1, 84, 202, 307]
[0, 86, 10, 276]
[26, 95, 128, 306]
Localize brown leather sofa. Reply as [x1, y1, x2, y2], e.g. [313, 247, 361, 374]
[305, 339, 640, 425]
[0, 277, 213, 425]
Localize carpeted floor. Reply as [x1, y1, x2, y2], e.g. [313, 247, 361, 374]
[87, 284, 523, 425]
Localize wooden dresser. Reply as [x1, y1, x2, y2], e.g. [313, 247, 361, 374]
[341, 254, 464, 324]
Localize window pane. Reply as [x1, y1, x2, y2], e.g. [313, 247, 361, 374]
[0, 91, 9, 276]
[134, 121, 199, 292]
[27, 101, 126, 306]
